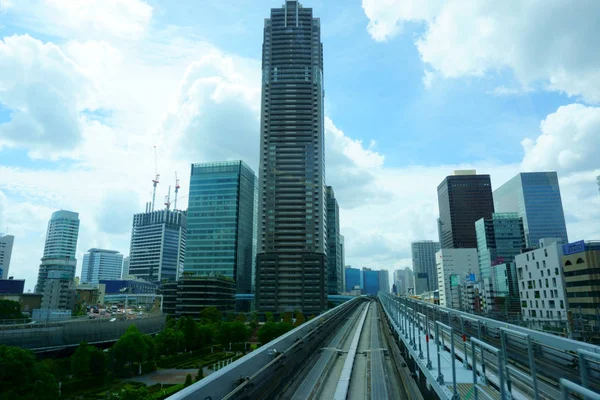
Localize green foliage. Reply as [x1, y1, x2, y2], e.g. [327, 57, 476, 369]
[71, 341, 92, 378]
[155, 327, 184, 356]
[265, 312, 274, 323]
[230, 321, 251, 344]
[184, 373, 192, 387]
[198, 324, 214, 346]
[105, 386, 152, 400]
[195, 368, 203, 382]
[308, 314, 316, 321]
[257, 321, 294, 344]
[249, 312, 259, 331]
[0, 299, 24, 320]
[234, 313, 246, 323]
[294, 312, 306, 327]
[0, 345, 58, 400]
[73, 302, 87, 316]
[113, 325, 151, 371]
[176, 316, 200, 350]
[200, 307, 222, 324]
[282, 312, 293, 324]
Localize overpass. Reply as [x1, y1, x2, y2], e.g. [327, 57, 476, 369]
[170, 294, 600, 399]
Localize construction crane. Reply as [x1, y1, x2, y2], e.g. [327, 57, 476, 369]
[151, 146, 160, 211]
[164, 185, 171, 210]
[173, 172, 180, 210]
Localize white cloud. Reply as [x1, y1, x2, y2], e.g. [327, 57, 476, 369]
[362, 0, 600, 103]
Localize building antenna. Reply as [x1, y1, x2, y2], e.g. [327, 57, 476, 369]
[151, 146, 160, 211]
[173, 172, 180, 210]
[164, 185, 171, 210]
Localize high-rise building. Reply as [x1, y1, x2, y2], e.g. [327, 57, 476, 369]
[561, 240, 600, 322]
[475, 213, 526, 314]
[494, 172, 568, 248]
[345, 266, 361, 293]
[184, 161, 257, 295]
[36, 210, 80, 293]
[411, 241, 440, 295]
[515, 238, 569, 321]
[41, 270, 76, 310]
[378, 270, 390, 293]
[128, 208, 186, 284]
[0, 234, 14, 279]
[437, 171, 494, 249]
[340, 235, 345, 290]
[436, 248, 478, 308]
[121, 256, 130, 278]
[256, 1, 327, 313]
[326, 186, 342, 294]
[81, 249, 124, 285]
[362, 268, 380, 296]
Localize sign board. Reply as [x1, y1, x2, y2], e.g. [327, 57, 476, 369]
[562, 240, 586, 255]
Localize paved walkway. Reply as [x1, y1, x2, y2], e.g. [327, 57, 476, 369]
[125, 368, 198, 385]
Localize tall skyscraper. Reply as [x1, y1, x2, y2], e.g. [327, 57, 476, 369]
[437, 170, 494, 249]
[121, 256, 130, 278]
[184, 161, 257, 295]
[378, 270, 390, 293]
[411, 241, 440, 295]
[493, 172, 568, 248]
[128, 208, 186, 284]
[340, 234, 345, 291]
[81, 249, 124, 285]
[362, 268, 380, 296]
[36, 210, 80, 293]
[326, 186, 342, 294]
[256, 1, 327, 313]
[0, 234, 14, 279]
[345, 266, 361, 292]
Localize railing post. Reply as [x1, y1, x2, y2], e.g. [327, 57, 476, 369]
[471, 340, 479, 400]
[412, 308, 417, 351]
[480, 342, 487, 385]
[426, 311, 432, 369]
[436, 322, 444, 384]
[450, 326, 459, 400]
[579, 350, 588, 389]
[498, 347, 506, 400]
[500, 329, 512, 396]
[527, 336, 539, 400]
[418, 314, 424, 359]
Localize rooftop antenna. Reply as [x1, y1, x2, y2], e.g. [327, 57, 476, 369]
[164, 185, 171, 210]
[173, 172, 180, 210]
[151, 146, 160, 211]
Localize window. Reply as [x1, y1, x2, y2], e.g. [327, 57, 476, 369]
[576, 258, 585, 264]
[543, 260, 546, 268]
[541, 270, 544, 277]
[555, 268, 559, 275]
[560, 300, 564, 309]
[552, 278, 557, 287]
[544, 249, 548, 257]
[565, 260, 572, 266]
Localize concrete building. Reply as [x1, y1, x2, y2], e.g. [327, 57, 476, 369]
[363, 268, 380, 296]
[0, 234, 14, 279]
[460, 278, 484, 313]
[121, 256, 130, 278]
[340, 235, 345, 290]
[0, 278, 25, 294]
[175, 277, 236, 317]
[0, 293, 42, 315]
[326, 187, 343, 294]
[561, 240, 600, 321]
[128, 208, 186, 283]
[436, 248, 478, 308]
[476, 213, 526, 314]
[437, 171, 494, 249]
[494, 172, 568, 248]
[41, 270, 76, 310]
[345, 267, 361, 293]
[81, 249, 124, 285]
[255, 1, 327, 314]
[36, 210, 80, 293]
[411, 241, 440, 295]
[184, 161, 257, 296]
[516, 238, 568, 321]
[378, 270, 390, 293]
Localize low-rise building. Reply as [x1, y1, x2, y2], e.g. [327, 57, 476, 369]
[436, 248, 478, 308]
[561, 240, 600, 322]
[0, 278, 25, 294]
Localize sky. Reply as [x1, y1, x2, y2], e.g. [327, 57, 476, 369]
[0, 0, 599, 292]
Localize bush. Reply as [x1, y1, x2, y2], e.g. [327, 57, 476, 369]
[184, 373, 192, 387]
[60, 375, 101, 394]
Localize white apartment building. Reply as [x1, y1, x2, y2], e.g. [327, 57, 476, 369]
[515, 238, 568, 321]
[436, 248, 478, 308]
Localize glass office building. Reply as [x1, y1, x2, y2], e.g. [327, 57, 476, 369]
[363, 268, 379, 296]
[184, 161, 257, 295]
[493, 172, 568, 248]
[81, 249, 124, 285]
[411, 240, 440, 294]
[345, 267, 361, 292]
[326, 186, 342, 294]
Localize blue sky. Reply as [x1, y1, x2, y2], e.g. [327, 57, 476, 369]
[0, 0, 599, 291]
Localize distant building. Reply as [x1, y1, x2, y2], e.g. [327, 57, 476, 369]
[0, 234, 14, 279]
[0, 278, 25, 294]
[460, 278, 483, 313]
[340, 235, 345, 290]
[494, 172, 568, 248]
[378, 270, 390, 293]
[121, 256, 130, 278]
[437, 171, 494, 249]
[326, 186, 343, 295]
[173, 277, 236, 317]
[128, 208, 186, 283]
[516, 238, 568, 321]
[436, 248, 478, 308]
[345, 267, 361, 292]
[184, 161, 257, 295]
[81, 249, 124, 285]
[76, 284, 104, 306]
[159, 281, 178, 315]
[411, 241, 440, 295]
[41, 270, 76, 310]
[561, 240, 600, 321]
[36, 210, 80, 293]
[0, 293, 42, 315]
[100, 279, 157, 295]
[363, 268, 380, 296]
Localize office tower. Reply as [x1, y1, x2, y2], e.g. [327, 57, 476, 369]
[494, 172, 568, 248]
[411, 241, 440, 295]
[184, 161, 257, 295]
[476, 213, 525, 314]
[437, 170, 494, 249]
[0, 234, 14, 279]
[515, 238, 569, 321]
[121, 256, 130, 278]
[41, 270, 76, 310]
[256, 1, 327, 313]
[35, 210, 80, 293]
[81, 249, 124, 285]
[128, 208, 186, 284]
[562, 240, 600, 322]
[436, 248, 478, 308]
[378, 270, 390, 293]
[340, 235, 345, 291]
[362, 268, 379, 295]
[326, 187, 342, 294]
[345, 267, 361, 292]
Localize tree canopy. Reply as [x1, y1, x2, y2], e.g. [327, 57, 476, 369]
[0, 299, 24, 320]
[200, 307, 222, 324]
[0, 345, 58, 400]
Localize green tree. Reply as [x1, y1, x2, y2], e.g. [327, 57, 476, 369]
[265, 312, 274, 323]
[282, 312, 292, 324]
[198, 324, 214, 347]
[234, 313, 246, 323]
[195, 368, 203, 382]
[177, 316, 200, 350]
[184, 373, 192, 387]
[249, 312, 259, 331]
[105, 387, 152, 400]
[200, 307, 222, 324]
[0, 299, 24, 320]
[230, 322, 251, 344]
[71, 341, 92, 378]
[73, 302, 87, 316]
[217, 322, 233, 346]
[155, 327, 183, 356]
[0, 345, 58, 400]
[89, 346, 107, 377]
[294, 312, 306, 327]
[257, 322, 278, 344]
[113, 325, 150, 370]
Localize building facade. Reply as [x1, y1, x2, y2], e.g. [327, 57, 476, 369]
[81, 249, 124, 285]
[41, 270, 76, 310]
[378, 270, 390, 293]
[0, 234, 14, 279]
[437, 171, 494, 249]
[493, 172, 568, 248]
[184, 161, 257, 295]
[36, 210, 80, 293]
[363, 268, 380, 296]
[436, 248, 478, 308]
[411, 241, 440, 295]
[345, 267, 361, 293]
[176, 277, 236, 317]
[128, 209, 186, 283]
[326, 186, 342, 294]
[516, 238, 568, 321]
[256, 1, 327, 314]
[121, 256, 130, 278]
[561, 240, 600, 321]
[0, 278, 25, 294]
